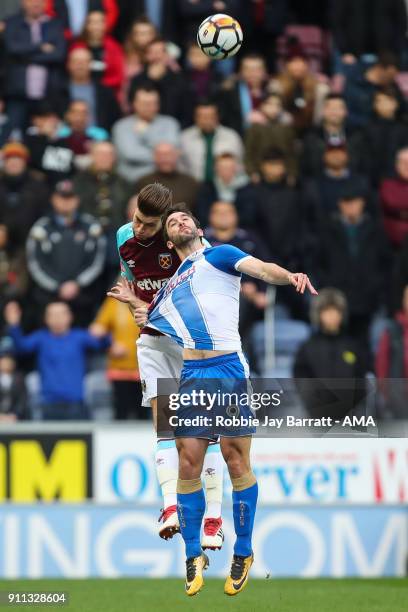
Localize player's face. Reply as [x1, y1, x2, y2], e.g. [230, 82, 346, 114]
[132, 204, 162, 240]
[165, 212, 202, 247]
[319, 307, 343, 334]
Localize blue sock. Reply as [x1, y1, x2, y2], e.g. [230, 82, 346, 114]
[232, 482, 258, 557]
[177, 488, 206, 559]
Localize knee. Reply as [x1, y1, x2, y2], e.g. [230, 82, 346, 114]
[222, 448, 250, 479]
[177, 446, 201, 478]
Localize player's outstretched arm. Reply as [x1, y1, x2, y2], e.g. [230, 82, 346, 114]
[238, 257, 318, 296]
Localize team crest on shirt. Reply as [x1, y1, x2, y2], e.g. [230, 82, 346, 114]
[158, 253, 172, 269]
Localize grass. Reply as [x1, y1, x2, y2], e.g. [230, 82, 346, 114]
[0, 578, 407, 612]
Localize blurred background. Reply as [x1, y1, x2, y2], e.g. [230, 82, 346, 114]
[0, 0, 407, 580]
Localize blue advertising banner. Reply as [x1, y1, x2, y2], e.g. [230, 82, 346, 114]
[0, 506, 406, 579]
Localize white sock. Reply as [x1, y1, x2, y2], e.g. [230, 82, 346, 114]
[202, 443, 224, 519]
[155, 439, 178, 508]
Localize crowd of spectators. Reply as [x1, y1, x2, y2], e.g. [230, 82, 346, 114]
[1, 0, 408, 421]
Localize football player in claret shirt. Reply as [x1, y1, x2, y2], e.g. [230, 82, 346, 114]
[109, 183, 224, 549]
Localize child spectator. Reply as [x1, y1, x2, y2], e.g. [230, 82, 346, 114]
[4, 301, 110, 420]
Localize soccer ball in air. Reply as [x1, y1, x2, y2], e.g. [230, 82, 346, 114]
[197, 14, 243, 60]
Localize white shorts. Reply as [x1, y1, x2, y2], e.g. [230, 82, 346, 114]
[136, 334, 184, 407]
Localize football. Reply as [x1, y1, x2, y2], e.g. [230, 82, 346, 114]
[197, 14, 243, 60]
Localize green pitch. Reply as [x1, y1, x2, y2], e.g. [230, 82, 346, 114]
[0, 578, 406, 612]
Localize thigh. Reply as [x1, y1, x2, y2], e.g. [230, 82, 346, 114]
[137, 336, 183, 408]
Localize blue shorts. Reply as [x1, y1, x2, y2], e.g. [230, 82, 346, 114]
[174, 352, 256, 440]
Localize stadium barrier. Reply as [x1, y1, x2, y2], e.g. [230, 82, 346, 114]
[0, 423, 407, 578]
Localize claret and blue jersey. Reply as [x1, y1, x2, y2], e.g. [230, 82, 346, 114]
[147, 244, 252, 351]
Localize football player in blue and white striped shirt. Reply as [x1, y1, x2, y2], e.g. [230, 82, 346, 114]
[134, 204, 317, 597]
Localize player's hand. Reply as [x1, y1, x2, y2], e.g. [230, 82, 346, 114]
[134, 304, 148, 328]
[107, 280, 137, 306]
[288, 273, 318, 295]
[4, 301, 22, 326]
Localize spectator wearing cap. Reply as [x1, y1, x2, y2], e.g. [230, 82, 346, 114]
[0, 142, 49, 251]
[196, 152, 248, 226]
[0, 335, 28, 421]
[244, 92, 297, 182]
[128, 37, 190, 127]
[4, 300, 110, 420]
[311, 188, 391, 344]
[269, 46, 329, 135]
[218, 53, 269, 135]
[26, 179, 107, 327]
[180, 99, 243, 182]
[65, 46, 121, 133]
[301, 93, 367, 178]
[24, 105, 75, 186]
[112, 84, 180, 182]
[136, 142, 200, 212]
[302, 140, 374, 239]
[3, 0, 67, 131]
[365, 91, 408, 186]
[294, 288, 370, 420]
[379, 147, 408, 249]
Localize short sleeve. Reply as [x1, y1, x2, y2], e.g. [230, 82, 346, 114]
[205, 245, 252, 275]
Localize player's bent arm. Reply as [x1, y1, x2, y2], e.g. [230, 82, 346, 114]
[237, 257, 291, 285]
[237, 257, 318, 295]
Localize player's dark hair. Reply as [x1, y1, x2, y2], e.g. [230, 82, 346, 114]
[162, 203, 201, 243]
[137, 183, 173, 217]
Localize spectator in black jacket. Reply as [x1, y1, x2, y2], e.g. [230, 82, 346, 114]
[343, 54, 405, 129]
[65, 46, 121, 132]
[128, 37, 190, 127]
[302, 141, 375, 240]
[0, 336, 28, 422]
[218, 53, 269, 135]
[0, 141, 49, 250]
[364, 89, 408, 185]
[312, 187, 391, 344]
[26, 179, 107, 327]
[236, 149, 305, 318]
[294, 287, 370, 420]
[3, 0, 67, 131]
[24, 104, 75, 186]
[196, 152, 248, 225]
[301, 93, 367, 178]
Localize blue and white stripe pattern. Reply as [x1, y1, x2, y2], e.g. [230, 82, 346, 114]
[147, 245, 252, 350]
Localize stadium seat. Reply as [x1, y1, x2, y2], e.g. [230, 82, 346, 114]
[276, 25, 332, 74]
[250, 319, 311, 377]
